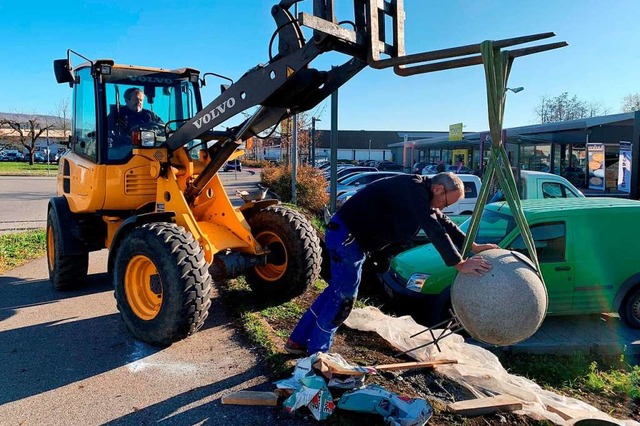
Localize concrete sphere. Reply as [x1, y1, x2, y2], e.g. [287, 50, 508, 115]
[451, 249, 548, 346]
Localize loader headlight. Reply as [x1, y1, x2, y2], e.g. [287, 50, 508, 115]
[132, 130, 156, 147]
[406, 273, 430, 293]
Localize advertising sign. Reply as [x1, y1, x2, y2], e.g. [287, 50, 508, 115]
[587, 143, 605, 191]
[449, 123, 463, 141]
[618, 141, 632, 193]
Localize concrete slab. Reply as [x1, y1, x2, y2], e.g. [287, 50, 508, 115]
[474, 314, 640, 357]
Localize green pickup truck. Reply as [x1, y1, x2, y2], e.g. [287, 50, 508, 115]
[382, 198, 640, 328]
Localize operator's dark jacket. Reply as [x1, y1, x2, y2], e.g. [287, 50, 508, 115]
[335, 174, 465, 267]
[108, 107, 162, 136]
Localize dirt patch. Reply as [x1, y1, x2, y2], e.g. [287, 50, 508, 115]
[221, 278, 639, 425]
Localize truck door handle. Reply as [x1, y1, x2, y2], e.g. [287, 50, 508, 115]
[555, 266, 571, 271]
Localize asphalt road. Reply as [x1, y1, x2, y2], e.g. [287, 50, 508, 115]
[0, 171, 261, 232]
[0, 170, 311, 425]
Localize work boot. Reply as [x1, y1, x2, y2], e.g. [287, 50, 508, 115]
[284, 338, 307, 355]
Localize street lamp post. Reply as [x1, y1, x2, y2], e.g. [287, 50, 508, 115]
[311, 117, 320, 166]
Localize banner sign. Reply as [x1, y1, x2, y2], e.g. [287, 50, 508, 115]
[587, 143, 605, 191]
[449, 123, 463, 141]
[618, 141, 632, 193]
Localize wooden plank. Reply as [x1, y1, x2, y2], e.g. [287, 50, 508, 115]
[314, 356, 373, 377]
[448, 395, 523, 416]
[221, 391, 279, 406]
[374, 359, 457, 371]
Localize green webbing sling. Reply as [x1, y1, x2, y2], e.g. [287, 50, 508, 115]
[461, 41, 542, 276]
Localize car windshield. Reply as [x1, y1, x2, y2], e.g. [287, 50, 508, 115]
[458, 208, 516, 245]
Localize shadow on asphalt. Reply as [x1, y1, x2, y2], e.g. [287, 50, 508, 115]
[103, 368, 308, 426]
[0, 273, 113, 322]
[0, 272, 261, 406]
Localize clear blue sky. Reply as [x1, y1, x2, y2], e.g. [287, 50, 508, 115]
[1, 0, 638, 133]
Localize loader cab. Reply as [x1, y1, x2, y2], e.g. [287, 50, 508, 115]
[62, 61, 202, 165]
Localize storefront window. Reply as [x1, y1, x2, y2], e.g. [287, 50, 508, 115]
[520, 144, 551, 172]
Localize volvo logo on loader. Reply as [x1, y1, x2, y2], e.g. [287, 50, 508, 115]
[127, 75, 174, 84]
[192, 98, 236, 129]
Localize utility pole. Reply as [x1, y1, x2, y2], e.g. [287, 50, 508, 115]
[291, 1, 299, 204]
[330, 85, 338, 213]
[292, 114, 298, 204]
[311, 117, 320, 166]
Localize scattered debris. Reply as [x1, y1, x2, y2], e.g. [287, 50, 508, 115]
[221, 391, 279, 406]
[282, 375, 335, 421]
[447, 394, 523, 416]
[337, 384, 432, 425]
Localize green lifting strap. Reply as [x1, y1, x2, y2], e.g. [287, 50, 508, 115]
[461, 41, 542, 276]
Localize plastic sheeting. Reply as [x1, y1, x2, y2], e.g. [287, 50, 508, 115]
[345, 307, 639, 426]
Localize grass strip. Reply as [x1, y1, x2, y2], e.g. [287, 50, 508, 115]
[0, 229, 46, 273]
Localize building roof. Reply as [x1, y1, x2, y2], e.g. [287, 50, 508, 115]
[313, 130, 448, 149]
[391, 112, 636, 149]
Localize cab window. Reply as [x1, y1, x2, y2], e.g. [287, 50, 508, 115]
[507, 222, 566, 262]
[72, 67, 97, 161]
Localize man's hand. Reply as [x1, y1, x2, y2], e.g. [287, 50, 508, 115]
[455, 256, 492, 276]
[471, 243, 500, 254]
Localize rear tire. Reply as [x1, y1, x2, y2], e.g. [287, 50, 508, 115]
[46, 208, 89, 290]
[245, 205, 321, 298]
[621, 287, 640, 328]
[113, 223, 212, 345]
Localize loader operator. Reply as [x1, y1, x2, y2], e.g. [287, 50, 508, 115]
[107, 87, 164, 159]
[286, 172, 499, 356]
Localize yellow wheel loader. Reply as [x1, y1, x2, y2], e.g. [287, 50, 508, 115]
[47, 51, 324, 345]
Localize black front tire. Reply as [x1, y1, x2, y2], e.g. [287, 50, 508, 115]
[46, 208, 89, 290]
[113, 223, 212, 346]
[621, 287, 640, 328]
[245, 205, 321, 298]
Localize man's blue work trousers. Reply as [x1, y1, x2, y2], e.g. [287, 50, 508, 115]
[289, 215, 366, 354]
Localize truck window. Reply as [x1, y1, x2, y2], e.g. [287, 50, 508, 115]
[542, 182, 579, 198]
[507, 222, 566, 262]
[464, 181, 478, 199]
[459, 210, 516, 245]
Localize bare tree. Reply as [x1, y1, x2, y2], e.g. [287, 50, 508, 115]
[55, 98, 71, 143]
[0, 117, 54, 165]
[621, 93, 640, 112]
[534, 92, 607, 123]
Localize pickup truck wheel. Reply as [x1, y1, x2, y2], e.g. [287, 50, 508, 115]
[246, 205, 321, 298]
[46, 208, 88, 290]
[113, 223, 212, 346]
[621, 287, 640, 328]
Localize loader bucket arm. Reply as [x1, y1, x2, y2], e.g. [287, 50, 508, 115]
[163, 0, 565, 204]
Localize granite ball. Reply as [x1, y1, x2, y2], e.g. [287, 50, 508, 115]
[451, 249, 548, 346]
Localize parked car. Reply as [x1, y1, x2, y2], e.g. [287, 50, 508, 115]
[33, 152, 48, 163]
[490, 170, 584, 202]
[223, 159, 242, 172]
[376, 161, 403, 171]
[1, 150, 24, 162]
[325, 166, 378, 181]
[381, 198, 640, 328]
[412, 162, 427, 174]
[422, 164, 472, 174]
[422, 171, 583, 225]
[331, 171, 403, 197]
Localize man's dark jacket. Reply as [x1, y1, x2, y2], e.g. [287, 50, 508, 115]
[335, 174, 465, 266]
[109, 107, 162, 135]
